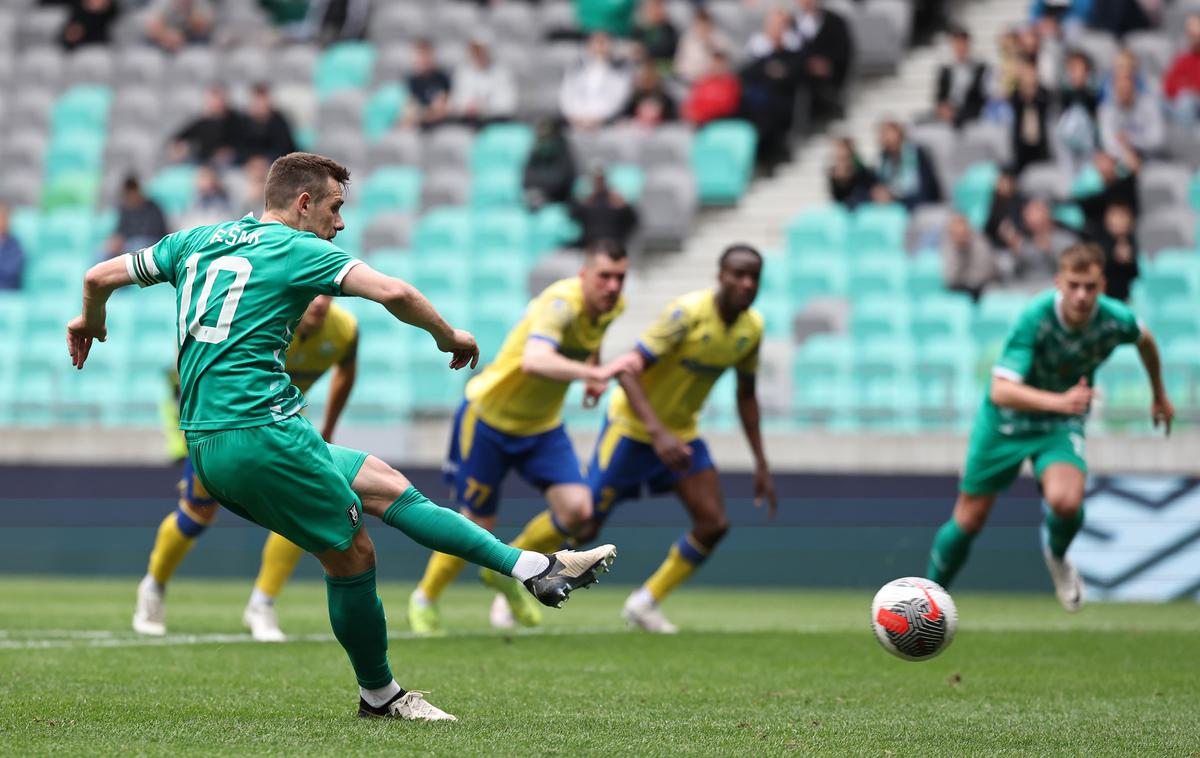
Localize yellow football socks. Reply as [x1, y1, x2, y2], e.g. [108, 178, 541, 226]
[510, 510, 569, 554]
[417, 551, 468, 602]
[644, 534, 710, 602]
[146, 505, 213, 586]
[253, 532, 306, 599]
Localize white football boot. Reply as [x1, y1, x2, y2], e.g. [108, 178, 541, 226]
[132, 576, 167, 636]
[358, 691, 458, 721]
[242, 601, 286, 642]
[621, 589, 678, 634]
[1043, 547, 1085, 612]
[488, 593, 516, 629]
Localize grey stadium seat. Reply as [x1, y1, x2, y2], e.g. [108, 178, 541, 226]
[115, 47, 166, 89]
[1125, 31, 1174, 78]
[567, 129, 603, 167]
[707, 0, 766, 46]
[855, 10, 904, 74]
[161, 85, 208, 137]
[1, 130, 48, 175]
[63, 45, 115, 86]
[1137, 210, 1196, 256]
[539, 1, 577, 37]
[316, 90, 367, 133]
[274, 45, 318, 86]
[221, 47, 270, 86]
[0, 168, 43, 207]
[168, 46, 218, 86]
[104, 132, 160, 181]
[489, 3, 539, 45]
[666, 1, 696, 30]
[272, 83, 317, 131]
[14, 47, 63, 91]
[369, 3, 430, 43]
[866, 0, 912, 48]
[906, 203, 952, 253]
[1075, 31, 1118, 74]
[955, 121, 1012, 174]
[431, 3, 483, 44]
[362, 212, 414, 252]
[316, 130, 368, 174]
[16, 6, 67, 49]
[434, 42, 469, 72]
[1018, 162, 1070, 199]
[594, 125, 642, 166]
[1140, 162, 1192, 210]
[372, 43, 414, 86]
[908, 122, 956, 195]
[367, 130, 423, 167]
[421, 126, 473, 172]
[638, 124, 693, 171]
[1166, 122, 1200, 169]
[112, 87, 162, 134]
[638, 167, 697, 248]
[420, 168, 470, 210]
[9, 89, 55, 132]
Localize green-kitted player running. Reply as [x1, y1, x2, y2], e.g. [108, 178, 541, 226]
[926, 243, 1174, 610]
[67, 153, 616, 722]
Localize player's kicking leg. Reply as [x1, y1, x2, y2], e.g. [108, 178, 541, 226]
[624, 468, 730, 634]
[133, 460, 217, 636]
[1038, 463, 1086, 611]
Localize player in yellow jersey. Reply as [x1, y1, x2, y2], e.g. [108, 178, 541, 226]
[409, 240, 639, 635]
[133, 294, 358, 640]
[581, 244, 778, 632]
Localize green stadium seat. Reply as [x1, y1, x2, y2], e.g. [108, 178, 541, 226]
[847, 256, 907, 299]
[10, 207, 42, 257]
[13, 363, 58, 427]
[574, 163, 644, 203]
[851, 299, 912, 342]
[474, 208, 534, 259]
[364, 248, 408, 277]
[911, 292, 974, 342]
[148, 165, 198, 216]
[1190, 172, 1200, 211]
[846, 204, 908, 253]
[41, 173, 99, 210]
[786, 205, 849, 256]
[972, 291, 1030, 348]
[1148, 250, 1200, 289]
[345, 370, 413, 425]
[51, 85, 112, 133]
[1145, 300, 1199, 346]
[400, 252, 471, 304]
[25, 259, 86, 295]
[45, 131, 106, 179]
[792, 335, 855, 428]
[363, 83, 407, 140]
[788, 256, 846, 301]
[472, 166, 523, 208]
[905, 252, 946, 298]
[471, 255, 529, 299]
[691, 119, 756, 205]
[91, 209, 117, 250]
[1096, 344, 1151, 428]
[914, 340, 979, 430]
[952, 162, 999, 223]
[39, 209, 95, 260]
[1162, 338, 1200, 417]
[1070, 164, 1104, 197]
[532, 203, 579, 253]
[295, 126, 317, 153]
[407, 356, 468, 414]
[314, 42, 377, 98]
[470, 123, 535, 173]
[335, 206, 365, 257]
[469, 297, 525, 364]
[361, 166, 421, 219]
[852, 340, 919, 431]
[413, 206, 472, 253]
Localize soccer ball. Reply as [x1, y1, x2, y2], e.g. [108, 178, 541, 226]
[870, 577, 957, 661]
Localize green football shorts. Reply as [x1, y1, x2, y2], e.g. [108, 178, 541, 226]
[960, 419, 1087, 496]
[186, 414, 370, 553]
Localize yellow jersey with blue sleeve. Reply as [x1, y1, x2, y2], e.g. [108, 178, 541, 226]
[284, 302, 357, 394]
[609, 289, 763, 443]
[465, 277, 625, 436]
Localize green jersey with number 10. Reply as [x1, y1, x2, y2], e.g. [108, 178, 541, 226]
[123, 214, 362, 431]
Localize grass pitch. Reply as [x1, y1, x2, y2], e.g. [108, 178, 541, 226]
[0, 578, 1197, 757]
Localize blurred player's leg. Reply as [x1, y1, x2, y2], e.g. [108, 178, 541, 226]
[626, 468, 728, 634]
[410, 509, 496, 636]
[1039, 463, 1086, 611]
[242, 532, 305, 642]
[134, 463, 216, 636]
[926, 492, 994, 588]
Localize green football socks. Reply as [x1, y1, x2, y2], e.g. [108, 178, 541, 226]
[1043, 503, 1084, 559]
[926, 518, 976, 588]
[382, 486, 521, 576]
[325, 568, 392, 689]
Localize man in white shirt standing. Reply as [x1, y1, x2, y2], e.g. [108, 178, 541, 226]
[560, 32, 633, 130]
[450, 35, 518, 127]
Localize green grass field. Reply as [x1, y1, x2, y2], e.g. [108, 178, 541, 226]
[1, 578, 1197, 757]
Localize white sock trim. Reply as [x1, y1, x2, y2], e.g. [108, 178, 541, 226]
[510, 551, 551, 582]
[249, 588, 274, 607]
[631, 586, 655, 607]
[360, 680, 402, 709]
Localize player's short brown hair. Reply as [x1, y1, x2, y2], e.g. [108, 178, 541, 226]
[264, 152, 351, 211]
[584, 238, 628, 263]
[1059, 242, 1105, 273]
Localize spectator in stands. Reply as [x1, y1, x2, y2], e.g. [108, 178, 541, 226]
[992, 28, 1024, 100]
[144, 0, 213, 51]
[1088, 0, 1154, 38]
[560, 32, 633, 131]
[941, 213, 997, 301]
[1099, 67, 1164, 159]
[239, 84, 297, 164]
[1099, 49, 1146, 104]
[1163, 15, 1200, 124]
[674, 9, 732, 84]
[180, 166, 233, 229]
[1010, 62, 1051, 174]
[0, 205, 25, 291]
[1096, 202, 1139, 301]
[104, 177, 169, 260]
[1024, 16, 1063, 90]
[1000, 198, 1077, 282]
[238, 156, 269, 217]
[295, 0, 371, 45]
[405, 40, 452, 129]
[984, 168, 1026, 251]
[449, 36, 517, 127]
[169, 85, 242, 166]
[935, 26, 989, 128]
[622, 63, 677, 127]
[792, 0, 855, 119]
[574, 0, 637, 38]
[827, 137, 876, 210]
[682, 51, 742, 126]
[523, 118, 578, 211]
[1073, 149, 1140, 239]
[60, 0, 119, 50]
[872, 121, 942, 209]
[633, 0, 679, 70]
[569, 166, 639, 249]
[742, 8, 802, 168]
[1053, 50, 1100, 175]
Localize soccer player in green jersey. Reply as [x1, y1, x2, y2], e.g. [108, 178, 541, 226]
[67, 153, 617, 721]
[926, 243, 1174, 611]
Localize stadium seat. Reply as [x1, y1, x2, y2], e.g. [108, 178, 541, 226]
[1140, 163, 1191, 211]
[1125, 31, 1172, 77]
[63, 46, 115, 86]
[905, 252, 947, 299]
[422, 126, 474, 172]
[471, 166, 524, 208]
[39, 209, 94, 260]
[334, 207, 365, 257]
[1146, 300, 1200, 346]
[314, 42, 376, 98]
[786, 205, 849, 257]
[972, 292, 1029, 349]
[14, 46, 64, 92]
[953, 122, 1011, 176]
[911, 293, 974, 342]
[490, 2, 540, 44]
[51, 85, 112, 134]
[367, 129, 423, 166]
[532, 203, 580, 253]
[166, 46, 217, 85]
[850, 299, 912, 343]
[952, 162, 999, 223]
[316, 90, 367, 134]
[474, 208, 534, 259]
[846, 204, 909, 254]
[847, 256, 907, 300]
[363, 248, 409, 278]
[41, 173, 99, 210]
[368, 3, 430, 44]
[361, 166, 422, 219]
[10, 206, 42, 258]
[638, 124, 692, 171]
[852, 339, 918, 430]
[914, 339, 979, 430]
[788, 256, 846, 301]
[413, 206, 473, 253]
[640, 167, 697, 248]
[691, 119, 757, 205]
[147, 165, 198, 217]
[44, 131, 106, 179]
[471, 123, 535, 174]
[361, 212, 414, 253]
[362, 83, 407, 140]
[575, 163, 645, 203]
[792, 334, 854, 428]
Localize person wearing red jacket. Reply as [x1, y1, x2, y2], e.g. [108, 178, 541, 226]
[1164, 15, 1200, 124]
[682, 51, 742, 125]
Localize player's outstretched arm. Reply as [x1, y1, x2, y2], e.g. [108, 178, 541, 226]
[521, 339, 641, 384]
[614, 353, 693, 473]
[340, 263, 478, 370]
[321, 335, 358, 442]
[1136, 329, 1174, 436]
[990, 376, 1093, 416]
[735, 373, 777, 518]
[67, 256, 136, 369]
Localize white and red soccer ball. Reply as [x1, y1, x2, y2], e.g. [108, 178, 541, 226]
[870, 577, 958, 661]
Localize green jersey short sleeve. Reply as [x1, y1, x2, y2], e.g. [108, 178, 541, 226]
[121, 215, 363, 432]
[983, 289, 1143, 434]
